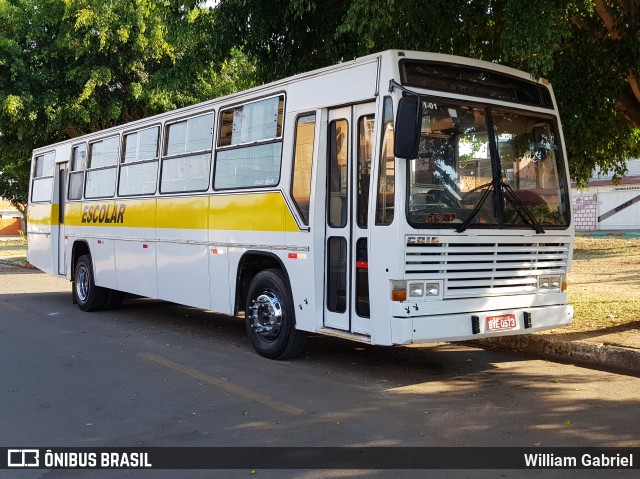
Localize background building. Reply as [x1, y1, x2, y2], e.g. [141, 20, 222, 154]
[571, 159, 640, 232]
[0, 198, 22, 236]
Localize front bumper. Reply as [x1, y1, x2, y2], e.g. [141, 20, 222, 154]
[390, 304, 573, 345]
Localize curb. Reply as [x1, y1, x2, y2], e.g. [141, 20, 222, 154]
[576, 231, 640, 238]
[469, 335, 640, 374]
[0, 259, 34, 268]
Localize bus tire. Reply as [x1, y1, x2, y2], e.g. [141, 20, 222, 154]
[73, 254, 108, 312]
[245, 268, 307, 360]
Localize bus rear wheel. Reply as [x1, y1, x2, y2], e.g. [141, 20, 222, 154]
[74, 254, 108, 312]
[245, 269, 307, 359]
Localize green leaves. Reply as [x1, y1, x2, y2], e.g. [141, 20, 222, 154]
[500, 0, 572, 77]
[217, 0, 640, 185]
[0, 0, 256, 208]
[2, 95, 26, 119]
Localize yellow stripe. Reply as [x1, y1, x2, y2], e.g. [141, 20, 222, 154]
[64, 202, 84, 226]
[27, 203, 58, 226]
[62, 192, 299, 232]
[209, 193, 299, 232]
[156, 197, 207, 230]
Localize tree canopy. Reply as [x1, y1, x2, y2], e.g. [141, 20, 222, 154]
[1, 0, 639, 212]
[0, 0, 255, 211]
[216, 0, 640, 184]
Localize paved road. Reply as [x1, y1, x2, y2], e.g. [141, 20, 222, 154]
[1, 263, 638, 478]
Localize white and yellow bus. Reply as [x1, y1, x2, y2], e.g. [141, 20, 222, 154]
[27, 50, 573, 359]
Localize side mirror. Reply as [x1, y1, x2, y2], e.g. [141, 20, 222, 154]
[394, 96, 421, 159]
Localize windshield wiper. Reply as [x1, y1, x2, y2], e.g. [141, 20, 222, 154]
[501, 182, 545, 234]
[456, 179, 545, 234]
[456, 179, 497, 233]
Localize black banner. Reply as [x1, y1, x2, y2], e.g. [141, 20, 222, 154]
[2, 447, 638, 470]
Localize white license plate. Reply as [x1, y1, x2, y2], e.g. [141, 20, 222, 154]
[486, 313, 517, 332]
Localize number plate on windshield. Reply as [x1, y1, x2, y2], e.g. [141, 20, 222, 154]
[486, 314, 517, 332]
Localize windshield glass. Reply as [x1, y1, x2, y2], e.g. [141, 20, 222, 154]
[493, 110, 568, 226]
[407, 99, 569, 229]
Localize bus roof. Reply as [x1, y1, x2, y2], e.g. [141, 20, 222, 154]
[33, 49, 549, 157]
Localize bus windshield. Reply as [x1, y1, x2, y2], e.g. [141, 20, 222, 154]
[407, 99, 570, 229]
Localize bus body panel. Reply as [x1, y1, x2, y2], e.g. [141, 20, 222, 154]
[27, 203, 56, 275]
[92, 237, 117, 290]
[115, 235, 158, 299]
[156, 198, 209, 310]
[157, 241, 210, 310]
[286, 59, 379, 112]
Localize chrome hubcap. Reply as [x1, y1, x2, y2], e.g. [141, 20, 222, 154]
[76, 265, 89, 302]
[249, 291, 282, 340]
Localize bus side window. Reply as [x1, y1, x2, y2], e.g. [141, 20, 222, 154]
[375, 97, 395, 225]
[31, 151, 56, 203]
[86, 136, 119, 199]
[290, 113, 316, 225]
[160, 114, 213, 194]
[68, 144, 86, 200]
[119, 126, 160, 196]
[215, 95, 285, 190]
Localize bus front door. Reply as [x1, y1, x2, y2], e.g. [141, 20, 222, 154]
[324, 103, 375, 335]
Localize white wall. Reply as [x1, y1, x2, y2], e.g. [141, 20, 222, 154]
[570, 159, 640, 231]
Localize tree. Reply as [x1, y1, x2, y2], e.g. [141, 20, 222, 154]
[216, 0, 640, 184]
[0, 0, 256, 212]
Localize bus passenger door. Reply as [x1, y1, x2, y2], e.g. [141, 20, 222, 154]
[56, 163, 67, 276]
[324, 103, 375, 334]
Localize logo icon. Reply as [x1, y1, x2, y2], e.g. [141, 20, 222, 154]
[7, 449, 40, 467]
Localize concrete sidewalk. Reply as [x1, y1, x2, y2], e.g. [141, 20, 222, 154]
[471, 325, 640, 374]
[577, 230, 640, 238]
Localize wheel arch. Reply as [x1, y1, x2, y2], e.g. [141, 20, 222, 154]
[234, 251, 292, 316]
[70, 240, 91, 281]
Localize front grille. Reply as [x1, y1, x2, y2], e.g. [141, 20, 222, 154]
[405, 237, 570, 298]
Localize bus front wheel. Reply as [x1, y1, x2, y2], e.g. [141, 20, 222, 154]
[73, 254, 108, 312]
[245, 269, 307, 359]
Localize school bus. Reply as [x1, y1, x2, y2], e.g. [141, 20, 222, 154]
[27, 50, 573, 359]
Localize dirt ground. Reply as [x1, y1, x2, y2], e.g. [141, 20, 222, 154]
[563, 236, 640, 334]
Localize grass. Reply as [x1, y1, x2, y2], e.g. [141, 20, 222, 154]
[572, 236, 640, 259]
[567, 237, 640, 332]
[0, 241, 28, 263]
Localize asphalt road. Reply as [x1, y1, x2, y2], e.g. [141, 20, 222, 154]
[1, 263, 638, 479]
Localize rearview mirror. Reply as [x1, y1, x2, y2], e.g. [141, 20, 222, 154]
[394, 96, 421, 159]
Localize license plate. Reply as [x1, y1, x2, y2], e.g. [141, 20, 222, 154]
[486, 313, 517, 332]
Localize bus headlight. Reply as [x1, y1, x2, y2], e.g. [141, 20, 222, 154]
[538, 274, 564, 293]
[409, 282, 424, 297]
[425, 282, 440, 296]
[392, 280, 442, 301]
